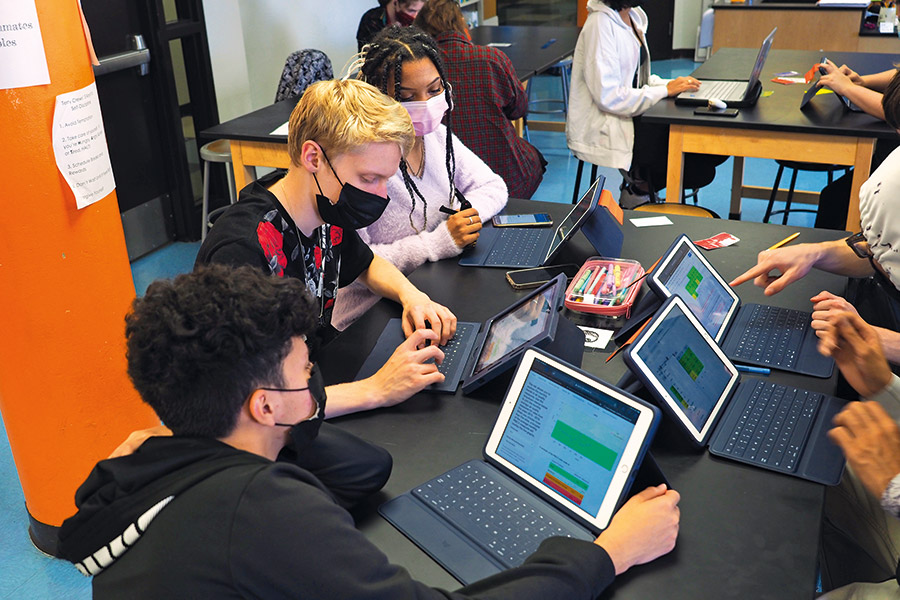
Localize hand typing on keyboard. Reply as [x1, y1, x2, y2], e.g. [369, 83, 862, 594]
[816, 311, 892, 399]
[362, 329, 446, 409]
[666, 76, 701, 97]
[398, 289, 458, 346]
[593, 484, 681, 575]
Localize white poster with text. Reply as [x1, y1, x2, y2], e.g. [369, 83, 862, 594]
[0, 1, 51, 90]
[52, 82, 117, 209]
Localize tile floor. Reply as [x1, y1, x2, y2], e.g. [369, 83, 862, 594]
[0, 57, 833, 599]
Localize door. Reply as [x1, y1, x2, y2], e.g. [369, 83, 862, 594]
[643, 2, 675, 60]
[82, 0, 218, 259]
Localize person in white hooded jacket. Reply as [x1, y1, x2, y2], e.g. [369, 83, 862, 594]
[567, 0, 723, 206]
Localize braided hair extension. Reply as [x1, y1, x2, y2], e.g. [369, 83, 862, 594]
[359, 25, 459, 232]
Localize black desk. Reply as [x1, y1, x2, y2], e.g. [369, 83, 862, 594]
[320, 199, 848, 599]
[642, 48, 898, 229]
[469, 25, 580, 81]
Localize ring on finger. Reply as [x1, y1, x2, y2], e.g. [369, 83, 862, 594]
[468, 216, 474, 225]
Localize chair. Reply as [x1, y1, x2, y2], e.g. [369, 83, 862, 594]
[274, 49, 334, 103]
[524, 57, 572, 142]
[200, 139, 237, 241]
[763, 160, 850, 225]
[694, 8, 715, 63]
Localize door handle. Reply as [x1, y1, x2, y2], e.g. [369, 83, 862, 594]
[93, 34, 150, 77]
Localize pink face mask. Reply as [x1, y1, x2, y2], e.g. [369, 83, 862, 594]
[403, 91, 449, 137]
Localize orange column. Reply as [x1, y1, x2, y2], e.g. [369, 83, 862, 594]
[0, 0, 158, 554]
[578, 1, 588, 27]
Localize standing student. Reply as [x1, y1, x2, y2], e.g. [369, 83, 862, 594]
[58, 265, 681, 598]
[415, 0, 547, 199]
[357, 0, 426, 52]
[567, 0, 723, 207]
[333, 25, 508, 329]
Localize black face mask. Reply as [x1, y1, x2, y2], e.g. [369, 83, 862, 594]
[313, 148, 390, 230]
[275, 364, 327, 453]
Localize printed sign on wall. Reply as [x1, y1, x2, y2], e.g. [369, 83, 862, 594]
[0, 1, 51, 90]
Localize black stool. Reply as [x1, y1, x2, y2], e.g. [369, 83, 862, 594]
[764, 160, 850, 225]
[571, 159, 702, 205]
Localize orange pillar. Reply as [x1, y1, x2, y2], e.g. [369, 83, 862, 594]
[0, 0, 159, 554]
[578, 1, 588, 27]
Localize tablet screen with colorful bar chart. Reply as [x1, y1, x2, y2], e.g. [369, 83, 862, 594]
[494, 360, 640, 516]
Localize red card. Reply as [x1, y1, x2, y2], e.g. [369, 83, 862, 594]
[695, 232, 740, 250]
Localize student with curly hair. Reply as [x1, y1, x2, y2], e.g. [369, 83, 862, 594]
[333, 25, 508, 329]
[58, 265, 681, 598]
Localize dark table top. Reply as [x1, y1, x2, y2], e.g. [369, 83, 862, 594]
[469, 25, 581, 81]
[643, 48, 898, 139]
[320, 198, 849, 599]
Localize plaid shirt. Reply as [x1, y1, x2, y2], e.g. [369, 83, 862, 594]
[436, 31, 544, 199]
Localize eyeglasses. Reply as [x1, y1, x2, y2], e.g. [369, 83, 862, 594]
[845, 232, 873, 259]
[259, 385, 310, 393]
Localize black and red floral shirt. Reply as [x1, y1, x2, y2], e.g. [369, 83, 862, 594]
[195, 170, 374, 336]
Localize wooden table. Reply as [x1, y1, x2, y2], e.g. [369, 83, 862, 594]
[641, 48, 898, 229]
[200, 25, 581, 189]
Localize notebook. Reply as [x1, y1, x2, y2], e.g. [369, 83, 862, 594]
[356, 274, 584, 395]
[648, 234, 833, 378]
[624, 296, 845, 485]
[379, 348, 661, 584]
[459, 176, 605, 268]
[676, 27, 776, 108]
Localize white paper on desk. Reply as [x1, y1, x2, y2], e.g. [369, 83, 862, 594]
[630, 216, 673, 227]
[52, 82, 116, 209]
[270, 121, 289, 136]
[0, 1, 51, 90]
[578, 326, 614, 349]
[487, 42, 512, 47]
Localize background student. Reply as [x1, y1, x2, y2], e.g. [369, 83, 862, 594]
[415, 0, 547, 199]
[357, 0, 426, 52]
[812, 60, 899, 230]
[333, 25, 508, 329]
[567, 0, 724, 208]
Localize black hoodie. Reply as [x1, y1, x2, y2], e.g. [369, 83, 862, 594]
[58, 436, 615, 599]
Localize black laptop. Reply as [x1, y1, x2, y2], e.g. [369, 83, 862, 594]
[676, 27, 776, 108]
[648, 234, 833, 378]
[625, 296, 845, 485]
[380, 348, 661, 584]
[356, 274, 584, 395]
[459, 176, 605, 268]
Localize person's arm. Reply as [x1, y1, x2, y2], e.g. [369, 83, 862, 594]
[580, 17, 668, 117]
[493, 50, 530, 121]
[358, 254, 457, 344]
[818, 60, 886, 121]
[230, 466, 671, 599]
[811, 292, 900, 365]
[729, 239, 875, 295]
[858, 68, 897, 93]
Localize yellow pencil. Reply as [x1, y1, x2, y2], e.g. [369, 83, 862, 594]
[768, 232, 799, 251]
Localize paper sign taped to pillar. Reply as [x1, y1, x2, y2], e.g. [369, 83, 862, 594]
[52, 82, 116, 209]
[0, 1, 51, 89]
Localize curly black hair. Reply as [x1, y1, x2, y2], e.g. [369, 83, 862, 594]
[360, 25, 460, 231]
[883, 67, 900, 131]
[125, 264, 317, 438]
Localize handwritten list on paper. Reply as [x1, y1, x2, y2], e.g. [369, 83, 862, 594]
[52, 82, 117, 209]
[0, 1, 51, 90]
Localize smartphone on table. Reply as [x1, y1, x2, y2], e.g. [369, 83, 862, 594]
[506, 264, 580, 290]
[492, 213, 553, 227]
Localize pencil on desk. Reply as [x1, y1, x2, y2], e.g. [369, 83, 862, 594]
[768, 232, 800, 251]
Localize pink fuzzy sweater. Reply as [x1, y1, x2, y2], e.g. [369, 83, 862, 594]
[332, 125, 508, 330]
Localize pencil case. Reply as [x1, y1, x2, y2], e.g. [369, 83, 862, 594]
[564, 257, 644, 318]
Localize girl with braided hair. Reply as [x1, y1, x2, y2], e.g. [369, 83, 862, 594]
[332, 25, 508, 330]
